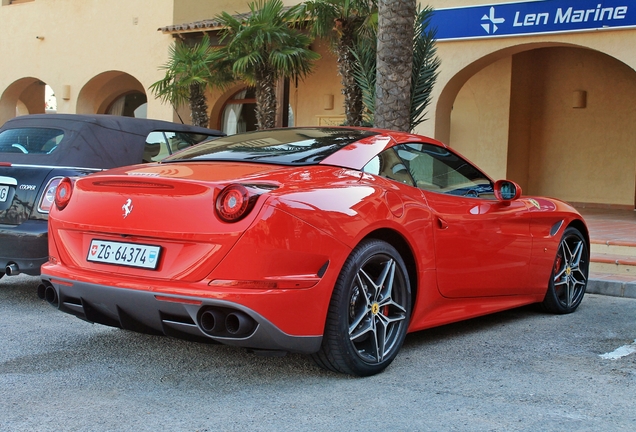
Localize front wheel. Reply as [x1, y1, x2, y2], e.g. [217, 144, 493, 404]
[542, 227, 589, 314]
[312, 239, 411, 376]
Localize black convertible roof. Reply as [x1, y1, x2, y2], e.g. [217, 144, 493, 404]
[0, 114, 223, 169]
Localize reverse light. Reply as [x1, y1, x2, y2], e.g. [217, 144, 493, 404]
[215, 184, 256, 222]
[54, 177, 73, 211]
[37, 177, 64, 213]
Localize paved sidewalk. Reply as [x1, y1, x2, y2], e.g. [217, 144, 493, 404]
[579, 208, 636, 299]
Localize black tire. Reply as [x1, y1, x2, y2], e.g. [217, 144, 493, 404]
[542, 227, 589, 314]
[312, 239, 411, 376]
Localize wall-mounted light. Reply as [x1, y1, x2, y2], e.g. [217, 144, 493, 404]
[323, 94, 334, 110]
[573, 90, 587, 109]
[35, 35, 44, 40]
[62, 85, 71, 100]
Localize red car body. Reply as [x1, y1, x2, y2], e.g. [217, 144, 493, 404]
[40, 128, 589, 376]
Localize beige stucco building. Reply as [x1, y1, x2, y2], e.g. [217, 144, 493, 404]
[2, 0, 635, 209]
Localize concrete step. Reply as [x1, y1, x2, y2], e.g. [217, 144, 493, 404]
[589, 240, 636, 277]
[591, 240, 636, 257]
[590, 254, 636, 275]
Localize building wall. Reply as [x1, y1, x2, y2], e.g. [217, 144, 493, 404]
[450, 57, 512, 180]
[2, 0, 636, 207]
[0, 0, 176, 124]
[172, 0, 301, 25]
[513, 47, 636, 206]
[426, 0, 636, 208]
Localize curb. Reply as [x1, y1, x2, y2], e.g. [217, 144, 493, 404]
[587, 279, 636, 299]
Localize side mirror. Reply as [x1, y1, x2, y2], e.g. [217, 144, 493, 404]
[494, 180, 522, 203]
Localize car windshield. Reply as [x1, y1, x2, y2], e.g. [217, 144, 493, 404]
[164, 128, 378, 165]
[0, 127, 64, 155]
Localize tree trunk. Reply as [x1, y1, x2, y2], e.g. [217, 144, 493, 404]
[189, 82, 210, 127]
[255, 65, 277, 130]
[374, 0, 416, 132]
[337, 25, 364, 127]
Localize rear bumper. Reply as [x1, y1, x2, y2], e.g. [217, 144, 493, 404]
[0, 219, 48, 275]
[40, 275, 323, 355]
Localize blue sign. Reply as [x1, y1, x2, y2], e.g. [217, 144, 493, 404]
[430, 0, 635, 40]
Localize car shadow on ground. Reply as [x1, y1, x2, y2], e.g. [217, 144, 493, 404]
[1, 275, 553, 381]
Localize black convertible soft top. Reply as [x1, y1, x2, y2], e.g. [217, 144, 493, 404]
[0, 114, 223, 169]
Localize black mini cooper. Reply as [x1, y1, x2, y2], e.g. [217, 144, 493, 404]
[0, 114, 222, 279]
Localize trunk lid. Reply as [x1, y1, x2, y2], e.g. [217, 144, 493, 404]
[50, 162, 294, 281]
[0, 165, 54, 225]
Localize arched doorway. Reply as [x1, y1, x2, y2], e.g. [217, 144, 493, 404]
[441, 45, 636, 209]
[0, 77, 49, 124]
[220, 88, 257, 135]
[77, 71, 147, 118]
[106, 92, 147, 118]
[216, 83, 295, 135]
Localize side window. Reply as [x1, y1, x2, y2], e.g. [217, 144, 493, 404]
[144, 132, 169, 162]
[168, 132, 214, 152]
[395, 143, 494, 198]
[144, 131, 216, 162]
[363, 148, 415, 186]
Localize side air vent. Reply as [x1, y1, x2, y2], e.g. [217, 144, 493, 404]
[550, 220, 564, 237]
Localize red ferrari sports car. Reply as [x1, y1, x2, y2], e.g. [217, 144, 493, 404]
[40, 127, 589, 376]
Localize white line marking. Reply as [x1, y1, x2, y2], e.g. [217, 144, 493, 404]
[600, 339, 636, 360]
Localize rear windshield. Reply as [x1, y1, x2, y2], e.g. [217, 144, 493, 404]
[164, 128, 377, 165]
[0, 127, 64, 155]
[0, 128, 64, 154]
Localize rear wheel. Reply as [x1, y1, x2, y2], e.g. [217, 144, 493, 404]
[312, 239, 411, 376]
[542, 227, 589, 314]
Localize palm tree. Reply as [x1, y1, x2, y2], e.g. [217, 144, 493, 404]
[214, 0, 320, 130]
[374, 0, 416, 131]
[352, 6, 440, 132]
[149, 34, 232, 127]
[298, 0, 377, 126]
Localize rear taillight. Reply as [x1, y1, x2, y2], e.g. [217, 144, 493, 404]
[215, 184, 257, 223]
[54, 177, 73, 211]
[37, 177, 64, 213]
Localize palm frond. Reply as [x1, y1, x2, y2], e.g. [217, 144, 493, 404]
[409, 6, 440, 131]
[213, 0, 320, 129]
[149, 34, 234, 114]
[351, 34, 377, 124]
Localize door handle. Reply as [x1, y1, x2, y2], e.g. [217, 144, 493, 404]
[437, 217, 448, 230]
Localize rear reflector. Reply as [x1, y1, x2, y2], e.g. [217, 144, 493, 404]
[155, 295, 202, 305]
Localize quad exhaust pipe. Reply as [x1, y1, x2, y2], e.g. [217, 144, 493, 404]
[5, 263, 19, 276]
[37, 281, 58, 307]
[198, 307, 256, 338]
[199, 309, 225, 335]
[225, 311, 255, 336]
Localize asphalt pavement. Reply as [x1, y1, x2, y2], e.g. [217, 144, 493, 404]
[1, 274, 635, 431]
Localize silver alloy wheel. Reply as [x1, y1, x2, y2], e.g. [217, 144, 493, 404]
[553, 231, 587, 308]
[312, 239, 411, 376]
[348, 255, 408, 364]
